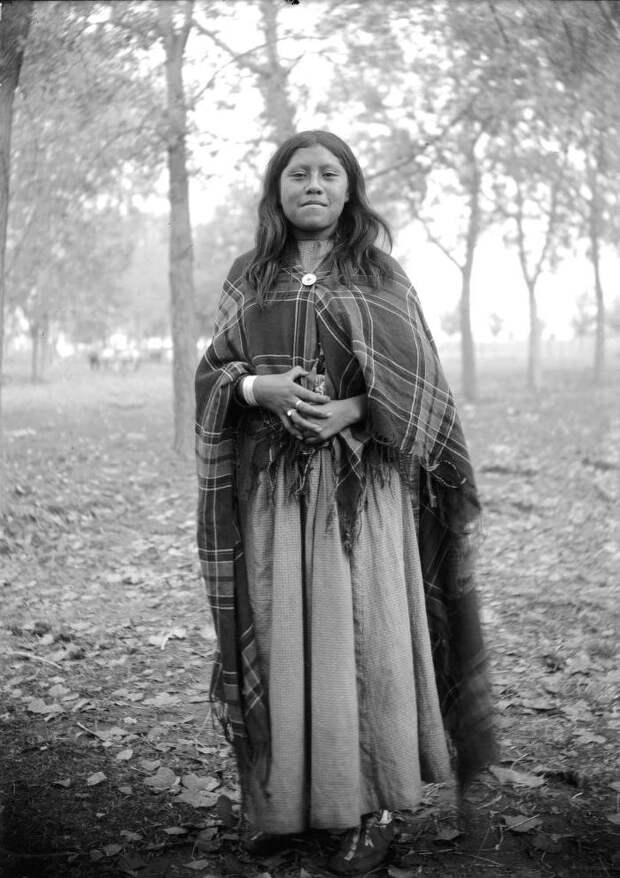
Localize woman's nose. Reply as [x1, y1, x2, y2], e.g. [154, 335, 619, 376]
[305, 173, 323, 192]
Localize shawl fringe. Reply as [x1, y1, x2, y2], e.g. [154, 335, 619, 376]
[232, 418, 496, 785]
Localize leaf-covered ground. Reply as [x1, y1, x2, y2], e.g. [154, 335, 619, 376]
[0, 360, 618, 878]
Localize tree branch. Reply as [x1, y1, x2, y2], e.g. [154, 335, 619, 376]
[366, 96, 478, 182]
[192, 20, 266, 76]
[486, 0, 511, 48]
[179, 0, 194, 51]
[418, 215, 464, 271]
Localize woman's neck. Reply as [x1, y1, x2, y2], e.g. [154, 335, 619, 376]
[296, 238, 333, 272]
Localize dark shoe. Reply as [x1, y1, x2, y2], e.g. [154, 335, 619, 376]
[242, 830, 290, 856]
[327, 812, 394, 875]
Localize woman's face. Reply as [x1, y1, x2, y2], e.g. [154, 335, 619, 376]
[279, 144, 349, 240]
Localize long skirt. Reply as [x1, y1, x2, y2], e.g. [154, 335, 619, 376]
[237, 442, 451, 834]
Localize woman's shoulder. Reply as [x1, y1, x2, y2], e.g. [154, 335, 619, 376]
[376, 251, 410, 285]
[224, 248, 256, 286]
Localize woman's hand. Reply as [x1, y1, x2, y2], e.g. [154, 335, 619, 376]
[253, 366, 332, 440]
[297, 394, 368, 444]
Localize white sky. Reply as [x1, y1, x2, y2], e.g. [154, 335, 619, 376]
[142, 1, 618, 343]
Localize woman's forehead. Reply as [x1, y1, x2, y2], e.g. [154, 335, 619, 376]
[283, 144, 345, 170]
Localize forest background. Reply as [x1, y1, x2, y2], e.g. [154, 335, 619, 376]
[1, 3, 619, 875]
[1, 0, 620, 467]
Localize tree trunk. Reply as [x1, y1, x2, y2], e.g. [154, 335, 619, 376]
[460, 272, 477, 402]
[30, 321, 39, 383]
[0, 0, 33, 512]
[592, 245, 605, 382]
[588, 175, 605, 382]
[158, 1, 196, 458]
[526, 280, 542, 390]
[460, 142, 480, 402]
[258, 0, 295, 143]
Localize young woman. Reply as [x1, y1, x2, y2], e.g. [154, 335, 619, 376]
[195, 130, 495, 875]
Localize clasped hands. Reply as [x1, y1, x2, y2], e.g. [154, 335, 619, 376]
[252, 366, 366, 444]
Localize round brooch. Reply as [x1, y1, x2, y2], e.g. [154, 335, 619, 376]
[301, 272, 317, 286]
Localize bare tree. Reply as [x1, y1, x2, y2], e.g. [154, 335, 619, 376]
[500, 137, 567, 391]
[196, 0, 296, 144]
[582, 129, 610, 382]
[420, 125, 484, 402]
[157, 0, 196, 458]
[0, 0, 33, 512]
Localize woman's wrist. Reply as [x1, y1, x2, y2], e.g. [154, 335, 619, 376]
[238, 375, 258, 405]
[346, 393, 367, 426]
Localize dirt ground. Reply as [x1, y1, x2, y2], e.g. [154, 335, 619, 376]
[0, 358, 618, 878]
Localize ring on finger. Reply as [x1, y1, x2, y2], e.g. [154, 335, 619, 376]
[286, 408, 295, 418]
[295, 399, 303, 410]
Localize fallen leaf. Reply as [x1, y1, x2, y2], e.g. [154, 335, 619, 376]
[532, 832, 563, 853]
[143, 692, 179, 708]
[175, 789, 219, 809]
[87, 771, 107, 786]
[490, 765, 545, 788]
[71, 698, 94, 713]
[26, 697, 64, 717]
[92, 726, 127, 742]
[434, 825, 462, 842]
[388, 867, 419, 878]
[194, 827, 220, 852]
[52, 778, 71, 788]
[116, 748, 134, 761]
[146, 725, 167, 741]
[143, 767, 179, 792]
[120, 830, 142, 841]
[139, 759, 161, 772]
[567, 653, 591, 675]
[574, 732, 606, 744]
[562, 700, 594, 722]
[607, 814, 620, 825]
[103, 843, 123, 857]
[182, 773, 220, 792]
[520, 696, 557, 712]
[162, 826, 187, 836]
[117, 854, 148, 873]
[609, 781, 620, 792]
[503, 813, 543, 833]
[183, 862, 212, 872]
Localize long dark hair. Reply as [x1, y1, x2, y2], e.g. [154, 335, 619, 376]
[244, 130, 393, 303]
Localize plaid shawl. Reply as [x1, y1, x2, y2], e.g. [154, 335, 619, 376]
[195, 250, 496, 785]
